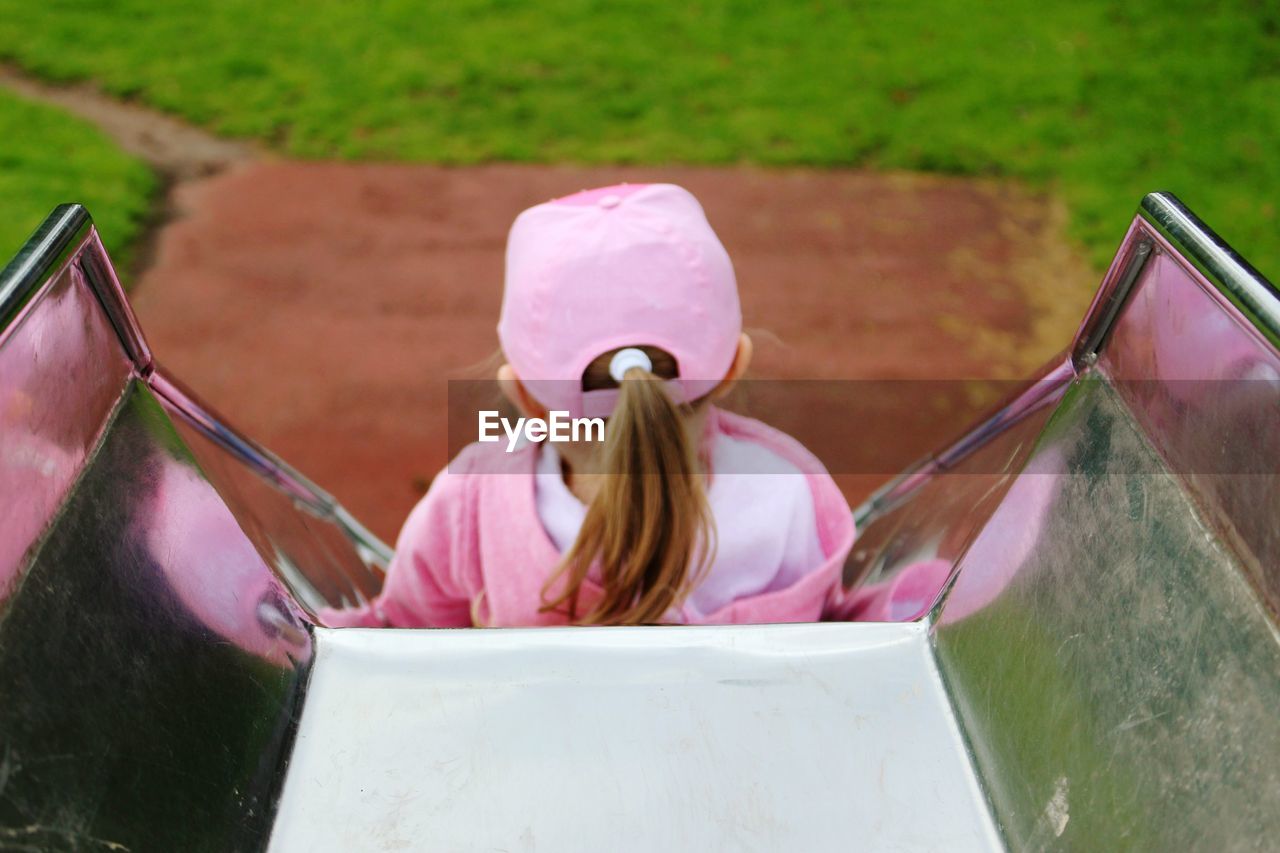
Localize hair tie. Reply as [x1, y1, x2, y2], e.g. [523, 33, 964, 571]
[609, 347, 652, 382]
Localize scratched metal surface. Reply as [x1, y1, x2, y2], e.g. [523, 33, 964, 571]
[270, 622, 1002, 852]
[934, 378, 1280, 850]
[1100, 245, 1280, 614]
[0, 382, 311, 851]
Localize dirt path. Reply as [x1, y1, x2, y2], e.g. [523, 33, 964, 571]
[0, 66, 255, 178]
[0, 64, 255, 273]
[133, 163, 1094, 541]
[4, 71, 1096, 543]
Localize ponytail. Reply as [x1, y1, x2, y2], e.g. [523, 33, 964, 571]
[540, 356, 714, 625]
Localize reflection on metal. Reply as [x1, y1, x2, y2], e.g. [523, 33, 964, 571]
[151, 371, 389, 612]
[149, 370, 339, 519]
[273, 623, 1001, 852]
[0, 382, 309, 850]
[78, 229, 153, 370]
[0, 204, 391, 616]
[934, 379, 1280, 848]
[0, 205, 389, 848]
[164, 394, 386, 612]
[0, 203, 91, 328]
[845, 395, 1054, 591]
[832, 191, 1279, 850]
[0, 259, 131, 601]
[1139, 192, 1280, 345]
[852, 355, 1074, 532]
[1074, 236, 1152, 362]
[1100, 240, 1280, 612]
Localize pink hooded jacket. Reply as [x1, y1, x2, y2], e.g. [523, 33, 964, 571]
[320, 407, 856, 628]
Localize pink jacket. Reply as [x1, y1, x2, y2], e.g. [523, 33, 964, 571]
[321, 408, 856, 628]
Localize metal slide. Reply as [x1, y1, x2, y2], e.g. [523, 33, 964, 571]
[0, 195, 1276, 850]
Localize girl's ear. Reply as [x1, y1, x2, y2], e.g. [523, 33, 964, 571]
[497, 363, 547, 418]
[710, 333, 753, 400]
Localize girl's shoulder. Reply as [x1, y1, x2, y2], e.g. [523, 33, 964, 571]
[707, 406, 855, 562]
[709, 430, 807, 478]
[709, 407, 834, 479]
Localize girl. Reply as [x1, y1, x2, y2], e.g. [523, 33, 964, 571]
[322, 183, 855, 627]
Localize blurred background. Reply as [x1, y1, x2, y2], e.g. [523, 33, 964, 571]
[0, 0, 1274, 540]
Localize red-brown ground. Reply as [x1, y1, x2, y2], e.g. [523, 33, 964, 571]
[132, 162, 1095, 543]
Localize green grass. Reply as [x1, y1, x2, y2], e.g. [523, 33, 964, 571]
[0, 87, 154, 272]
[0, 0, 1276, 275]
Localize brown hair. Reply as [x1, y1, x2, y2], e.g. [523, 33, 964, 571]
[540, 346, 715, 625]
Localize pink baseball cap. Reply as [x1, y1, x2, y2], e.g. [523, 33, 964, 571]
[498, 183, 742, 418]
